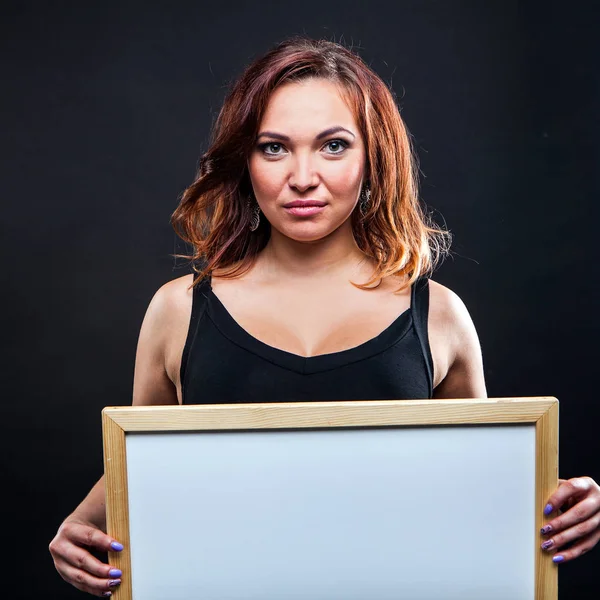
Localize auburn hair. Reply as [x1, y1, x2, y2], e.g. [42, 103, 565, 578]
[170, 36, 451, 291]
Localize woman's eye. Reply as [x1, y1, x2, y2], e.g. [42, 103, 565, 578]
[324, 139, 349, 154]
[260, 142, 285, 155]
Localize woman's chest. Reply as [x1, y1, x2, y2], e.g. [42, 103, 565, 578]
[165, 276, 449, 403]
[214, 286, 413, 358]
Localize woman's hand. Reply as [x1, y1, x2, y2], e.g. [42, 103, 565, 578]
[540, 476, 600, 563]
[49, 515, 124, 597]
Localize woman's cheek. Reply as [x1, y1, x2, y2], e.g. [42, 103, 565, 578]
[250, 162, 285, 200]
[328, 159, 363, 190]
[326, 178, 361, 205]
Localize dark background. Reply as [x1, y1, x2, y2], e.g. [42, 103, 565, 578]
[2, 0, 598, 597]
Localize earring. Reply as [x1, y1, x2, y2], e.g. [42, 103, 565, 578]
[359, 183, 371, 217]
[247, 194, 261, 231]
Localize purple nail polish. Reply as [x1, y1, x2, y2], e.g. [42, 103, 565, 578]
[108, 579, 121, 587]
[553, 555, 564, 563]
[544, 504, 553, 515]
[110, 541, 124, 551]
[541, 525, 552, 534]
[108, 569, 122, 578]
[541, 540, 553, 550]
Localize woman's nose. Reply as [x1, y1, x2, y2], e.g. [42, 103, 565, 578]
[288, 155, 319, 191]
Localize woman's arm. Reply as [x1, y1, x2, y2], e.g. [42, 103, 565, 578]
[430, 284, 487, 400]
[50, 280, 180, 596]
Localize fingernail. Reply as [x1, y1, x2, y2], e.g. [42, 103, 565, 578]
[102, 593, 112, 598]
[540, 525, 553, 534]
[553, 555, 564, 563]
[110, 541, 124, 551]
[544, 504, 554, 515]
[108, 569, 122, 578]
[541, 540, 554, 550]
[108, 579, 121, 587]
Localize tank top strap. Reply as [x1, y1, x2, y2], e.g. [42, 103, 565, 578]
[179, 273, 211, 390]
[411, 276, 434, 397]
[193, 272, 212, 297]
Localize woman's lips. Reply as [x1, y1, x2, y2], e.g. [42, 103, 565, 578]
[283, 200, 327, 216]
[283, 205, 326, 216]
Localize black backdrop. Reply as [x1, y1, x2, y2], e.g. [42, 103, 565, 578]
[2, 1, 598, 597]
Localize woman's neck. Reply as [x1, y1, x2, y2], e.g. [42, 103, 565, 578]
[257, 224, 372, 284]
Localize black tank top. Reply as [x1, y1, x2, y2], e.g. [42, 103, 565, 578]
[180, 275, 434, 404]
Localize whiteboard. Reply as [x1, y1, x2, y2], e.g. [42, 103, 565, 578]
[125, 426, 534, 599]
[102, 398, 559, 600]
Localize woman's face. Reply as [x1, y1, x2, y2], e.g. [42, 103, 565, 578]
[247, 77, 367, 243]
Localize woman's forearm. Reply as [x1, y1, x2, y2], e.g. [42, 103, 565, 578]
[69, 474, 107, 532]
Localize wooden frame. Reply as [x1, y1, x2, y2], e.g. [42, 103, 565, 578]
[102, 396, 558, 599]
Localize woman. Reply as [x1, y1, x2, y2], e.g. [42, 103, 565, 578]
[49, 37, 600, 597]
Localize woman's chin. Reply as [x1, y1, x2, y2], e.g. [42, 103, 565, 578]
[274, 223, 341, 244]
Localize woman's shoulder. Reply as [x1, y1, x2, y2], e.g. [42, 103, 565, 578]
[427, 278, 478, 340]
[160, 272, 196, 296]
[140, 273, 195, 356]
[150, 273, 195, 317]
[427, 278, 465, 312]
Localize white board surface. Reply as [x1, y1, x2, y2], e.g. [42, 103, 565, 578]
[125, 425, 536, 600]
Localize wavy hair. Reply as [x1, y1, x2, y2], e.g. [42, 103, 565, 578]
[170, 36, 451, 291]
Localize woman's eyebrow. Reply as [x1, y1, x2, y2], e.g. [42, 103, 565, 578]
[256, 126, 356, 141]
